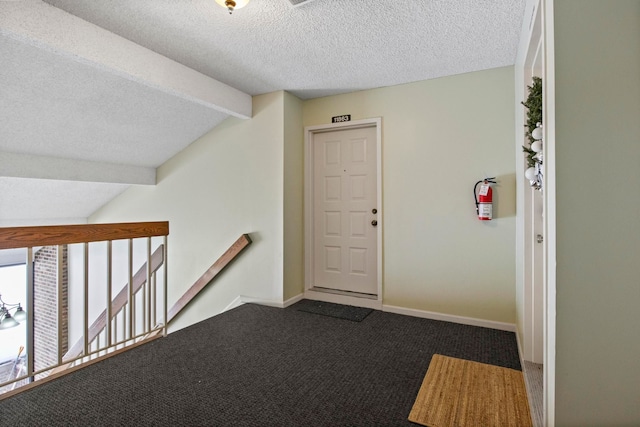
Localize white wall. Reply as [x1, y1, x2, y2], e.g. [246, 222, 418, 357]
[553, 1, 640, 425]
[304, 67, 517, 324]
[90, 92, 286, 332]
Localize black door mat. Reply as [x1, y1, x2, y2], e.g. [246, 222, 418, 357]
[294, 299, 373, 322]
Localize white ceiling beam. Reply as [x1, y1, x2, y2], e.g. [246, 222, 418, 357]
[0, 152, 156, 185]
[0, 248, 26, 267]
[0, 0, 252, 119]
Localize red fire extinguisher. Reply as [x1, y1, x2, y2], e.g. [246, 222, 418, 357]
[474, 177, 496, 220]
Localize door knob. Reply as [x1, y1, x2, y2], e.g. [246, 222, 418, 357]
[371, 220, 378, 226]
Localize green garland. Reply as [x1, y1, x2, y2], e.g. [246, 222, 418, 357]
[521, 76, 542, 168]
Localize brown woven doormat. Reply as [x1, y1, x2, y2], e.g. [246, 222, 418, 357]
[408, 354, 532, 427]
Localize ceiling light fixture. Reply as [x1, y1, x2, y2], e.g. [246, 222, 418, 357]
[215, 0, 250, 14]
[0, 294, 27, 330]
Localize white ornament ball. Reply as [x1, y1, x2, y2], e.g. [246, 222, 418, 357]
[531, 141, 543, 152]
[532, 127, 543, 140]
[525, 167, 537, 181]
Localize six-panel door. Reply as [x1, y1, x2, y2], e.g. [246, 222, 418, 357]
[312, 126, 378, 295]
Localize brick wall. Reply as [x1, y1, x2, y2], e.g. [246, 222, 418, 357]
[33, 245, 68, 377]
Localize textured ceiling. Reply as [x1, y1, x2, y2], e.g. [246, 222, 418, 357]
[0, 34, 229, 168]
[0, 177, 129, 223]
[43, 0, 526, 99]
[0, 0, 526, 226]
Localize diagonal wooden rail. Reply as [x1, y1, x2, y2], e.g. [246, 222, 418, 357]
[167, 234, 252, 323]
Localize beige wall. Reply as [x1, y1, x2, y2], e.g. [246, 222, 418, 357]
[90, 92, 286, 332]
[91, 67, 517, 331]
[304, 67, 517, 323]
[283, 92, 304, 300]
[554, 1, 640, 425]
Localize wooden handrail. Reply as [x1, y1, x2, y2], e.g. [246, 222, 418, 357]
[167, 234, 252, 323]
[62, 245, 165, 362]
[0, 222, 169, 250]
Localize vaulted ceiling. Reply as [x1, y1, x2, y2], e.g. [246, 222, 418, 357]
[0, 0, 526, 226]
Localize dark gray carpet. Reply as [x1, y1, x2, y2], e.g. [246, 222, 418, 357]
[295, 299, 373, 322]
[0, 300, 521, 426]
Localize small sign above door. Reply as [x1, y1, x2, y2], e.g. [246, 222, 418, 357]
[332, 114, 351, 123]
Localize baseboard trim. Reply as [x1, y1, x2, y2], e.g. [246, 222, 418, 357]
[222, 296, 244, 312]
[223, 294, 304, 312]
[515, 327, 525, 366]
[382, 304, 516, 332]
[222, 296, 285, 312]
[226, 295, 515, 333]
[282, 294, 304, 307]
[239, 295, 285, 308]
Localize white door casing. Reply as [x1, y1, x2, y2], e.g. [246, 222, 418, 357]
[304, 118, 382, 305]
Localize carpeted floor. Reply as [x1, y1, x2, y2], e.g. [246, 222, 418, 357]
[0, 300, 521, 426]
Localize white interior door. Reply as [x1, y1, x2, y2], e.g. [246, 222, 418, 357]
[311, 126, 378, 295]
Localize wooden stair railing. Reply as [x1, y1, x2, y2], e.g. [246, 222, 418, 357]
[61, 245, 165, 363]
[167, 234, 252, 323]
[55, 233, 251, 374]
[1, 228, 251, 393]
[0, 222, 169, 397]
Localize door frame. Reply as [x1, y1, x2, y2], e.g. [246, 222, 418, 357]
[521, 9, 545, 365]
[303, 117, 383, 310]
[516, 0, 556, 424]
